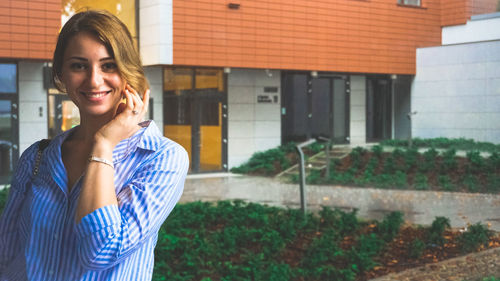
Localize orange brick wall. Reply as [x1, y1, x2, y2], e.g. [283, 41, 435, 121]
[471, 0, 498, 16]
[0, 0, 60, 60]
[173, 0, 443, 75]
[440, 0, 469, 26]
[441, 0, 497, 27]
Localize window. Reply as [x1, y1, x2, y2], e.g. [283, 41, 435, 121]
[398, 0, 421, 6]
[0, 64, 17, 93]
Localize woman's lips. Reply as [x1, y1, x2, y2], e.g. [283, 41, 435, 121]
[81, 90, 111, 101]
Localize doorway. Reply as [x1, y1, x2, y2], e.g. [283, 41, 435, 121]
[281, 72, 349, 144]
[0, 63, 19, 185]
[0, 96, 19, 184]
[366, 77, 392, 142]
[48, 90, 80, 138]
[163, 68, 227, 173]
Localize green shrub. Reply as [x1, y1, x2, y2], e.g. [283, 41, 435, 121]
[438, 175, 455, 191]
[371, 145, 383, 158]
[307, 169, 323, 184]
[458, 223, 493, 253]
[486, 175, 500, 193]
[306, 266, 356, 281]
[463, 174, 479, 193]
[379, 139, 408, 147]
[377, 211, 404, 242]
[350, 147, 366, 169]
[414, 173, 429, 190]
[230, 143, 296, 175]
[348, 233, 384, 273]
[404, 148, 419, 171]
[301, 229, 343, 270]
[381, 137, 500, 153]
[392, 148, 405, 161]
[309, 142, 325, 154]
[329, 168, 356, 185]
[466, 150, 485, 173]
[419, 148, 438, 173]
[487, 152, 500, 171]
[408, 238, 425, 259]
[393, 171, 408, 189]
[319, 207, 359, 235]
[428, 217, 451, 246]
[230, 149, 287, 175]
[382, 156, 396, 174]
[441, 148, 457, 173]
[372, 173, 393, 188]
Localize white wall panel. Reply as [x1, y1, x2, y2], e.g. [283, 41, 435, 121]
[139, 0, 173, 65]
[227, 69, 281, 168]
[350, 75, 366, 144]
[413, 40, 500, 143]
[443, 14, 500, 45]
[18, 62, 47, 153]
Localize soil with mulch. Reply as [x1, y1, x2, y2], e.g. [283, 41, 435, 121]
[280, 224, 500, 281]
[359, 227, 500, 280]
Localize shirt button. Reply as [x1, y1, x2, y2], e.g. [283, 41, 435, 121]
[54, 234, 59, 240]
[49, 270, 54, 275]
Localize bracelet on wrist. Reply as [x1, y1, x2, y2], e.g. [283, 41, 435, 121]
[88, 156, 114, 169]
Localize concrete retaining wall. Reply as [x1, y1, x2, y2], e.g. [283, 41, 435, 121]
[182, 175, 500, 231]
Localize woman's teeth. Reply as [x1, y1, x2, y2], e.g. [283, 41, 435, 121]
[83, 91, 109, 98]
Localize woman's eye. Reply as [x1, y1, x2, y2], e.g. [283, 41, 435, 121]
[70, 63, 86, 71]
[102, 62, 118, 72]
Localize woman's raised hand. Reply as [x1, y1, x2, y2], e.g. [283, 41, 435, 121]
[93, 85, 150, 151]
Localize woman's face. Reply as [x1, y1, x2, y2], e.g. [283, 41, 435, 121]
[60, 31, 124, 117]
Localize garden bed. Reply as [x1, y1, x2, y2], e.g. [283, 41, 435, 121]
[231, 138, 500, 194]
[153, 200, 500, 281]
[312, 146, 499, 194]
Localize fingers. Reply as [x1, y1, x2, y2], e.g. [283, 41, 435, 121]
[143, 89, 150, 115]
[124, 84, 150, 119]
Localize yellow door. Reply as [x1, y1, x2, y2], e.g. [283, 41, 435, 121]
[163, 68, 226, 172]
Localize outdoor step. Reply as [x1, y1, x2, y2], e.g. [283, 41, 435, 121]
[282, 165, 325, 173]
[275, 146, 353, 179]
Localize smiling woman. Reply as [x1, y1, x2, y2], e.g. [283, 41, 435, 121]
[60, 31, 125, 118]
[0, 10, 189, 281]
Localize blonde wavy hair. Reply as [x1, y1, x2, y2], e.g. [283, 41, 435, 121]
[52, 9, 149, 96]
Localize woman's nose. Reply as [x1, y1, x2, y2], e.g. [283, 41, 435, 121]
[88, 66, 104, 86]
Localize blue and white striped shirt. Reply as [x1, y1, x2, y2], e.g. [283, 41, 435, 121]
[0, 120, 189, 281]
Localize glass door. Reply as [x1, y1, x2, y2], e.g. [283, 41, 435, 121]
[0, 63, 18, 185]
[282, 72, 349, 144]
[163, 68, 227, 173]
[48, 91, 80, 138]
[331, 77, 349, 143]
[367, 77, 392, 142]
[0, 98, 18, 184]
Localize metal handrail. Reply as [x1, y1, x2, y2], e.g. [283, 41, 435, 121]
[295, 137, 332, 216]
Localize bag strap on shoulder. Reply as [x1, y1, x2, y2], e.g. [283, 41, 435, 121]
[33, 139, 51, 177]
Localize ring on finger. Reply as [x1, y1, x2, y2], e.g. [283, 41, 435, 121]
[132, 110, 139, 115]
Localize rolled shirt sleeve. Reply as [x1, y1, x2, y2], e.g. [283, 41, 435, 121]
[74, 143, 189, 271]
